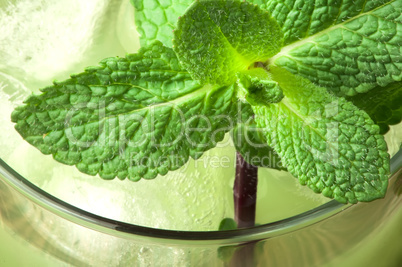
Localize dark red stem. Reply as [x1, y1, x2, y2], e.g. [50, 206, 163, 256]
[233, 152, 258, 228]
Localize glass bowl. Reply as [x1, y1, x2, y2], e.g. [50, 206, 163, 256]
[0, 150, 401, 266]
[0, 0, 401, 266]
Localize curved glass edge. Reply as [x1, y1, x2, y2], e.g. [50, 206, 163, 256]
[0, 148, 401, 245]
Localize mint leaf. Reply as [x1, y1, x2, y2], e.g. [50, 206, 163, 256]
[11, 41, 237, 181]
[231, 100, 284, 169]
[131, 0, 192, 47]
[217, 218, 239, 262]
[347, 81, 402, 134]
[218, 246, 237, 263]
[261, 0, 393, 45]
[237, 68, 284, 106]
[247, 0, 266, 5]
[268, 0, 402, 97]
[252, 66, 390, 203]
[173, 0, 283, 85]
[232, 121, 285, 170]
[218, 218, 237, 231]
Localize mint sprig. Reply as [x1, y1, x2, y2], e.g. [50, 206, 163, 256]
[12, 42, 237, 181]
[269, 0, 402, 97]
[134, 1, 402, 97]
[12, 0, 399, 204]
[172, 0, 282, 85]
[253, 66, 389, 203]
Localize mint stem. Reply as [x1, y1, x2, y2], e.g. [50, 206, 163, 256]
[230, 154, 259, 267]
[229, 242, 257, 267]
[233, 152, 258, 228]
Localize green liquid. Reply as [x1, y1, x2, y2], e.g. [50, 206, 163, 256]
[0, 0, 401, 265]
[0, 0, 336, 231]
[0, 0, 401, 231]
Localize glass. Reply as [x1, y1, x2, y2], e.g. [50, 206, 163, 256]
[0, 152, 401, 266]
[0, 0, 401, 266]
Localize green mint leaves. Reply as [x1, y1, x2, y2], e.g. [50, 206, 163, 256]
[253, 67, 389, 203]
[236, 68, 284, 105]
[134, 0, 402, 100]
[131, 0, 192, 47]
[12, 0, 399, 203]
[232, 121, 285, 170]
[172, 0, 282, 85]
[347, 82, 402, 134]
[11, 42, 237, 181]
[269, 0, 402, 97]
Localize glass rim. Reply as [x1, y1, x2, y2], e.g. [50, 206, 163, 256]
[0, 148, 401, 245]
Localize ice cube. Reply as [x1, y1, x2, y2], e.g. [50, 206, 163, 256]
[0, 0, 108, 84]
